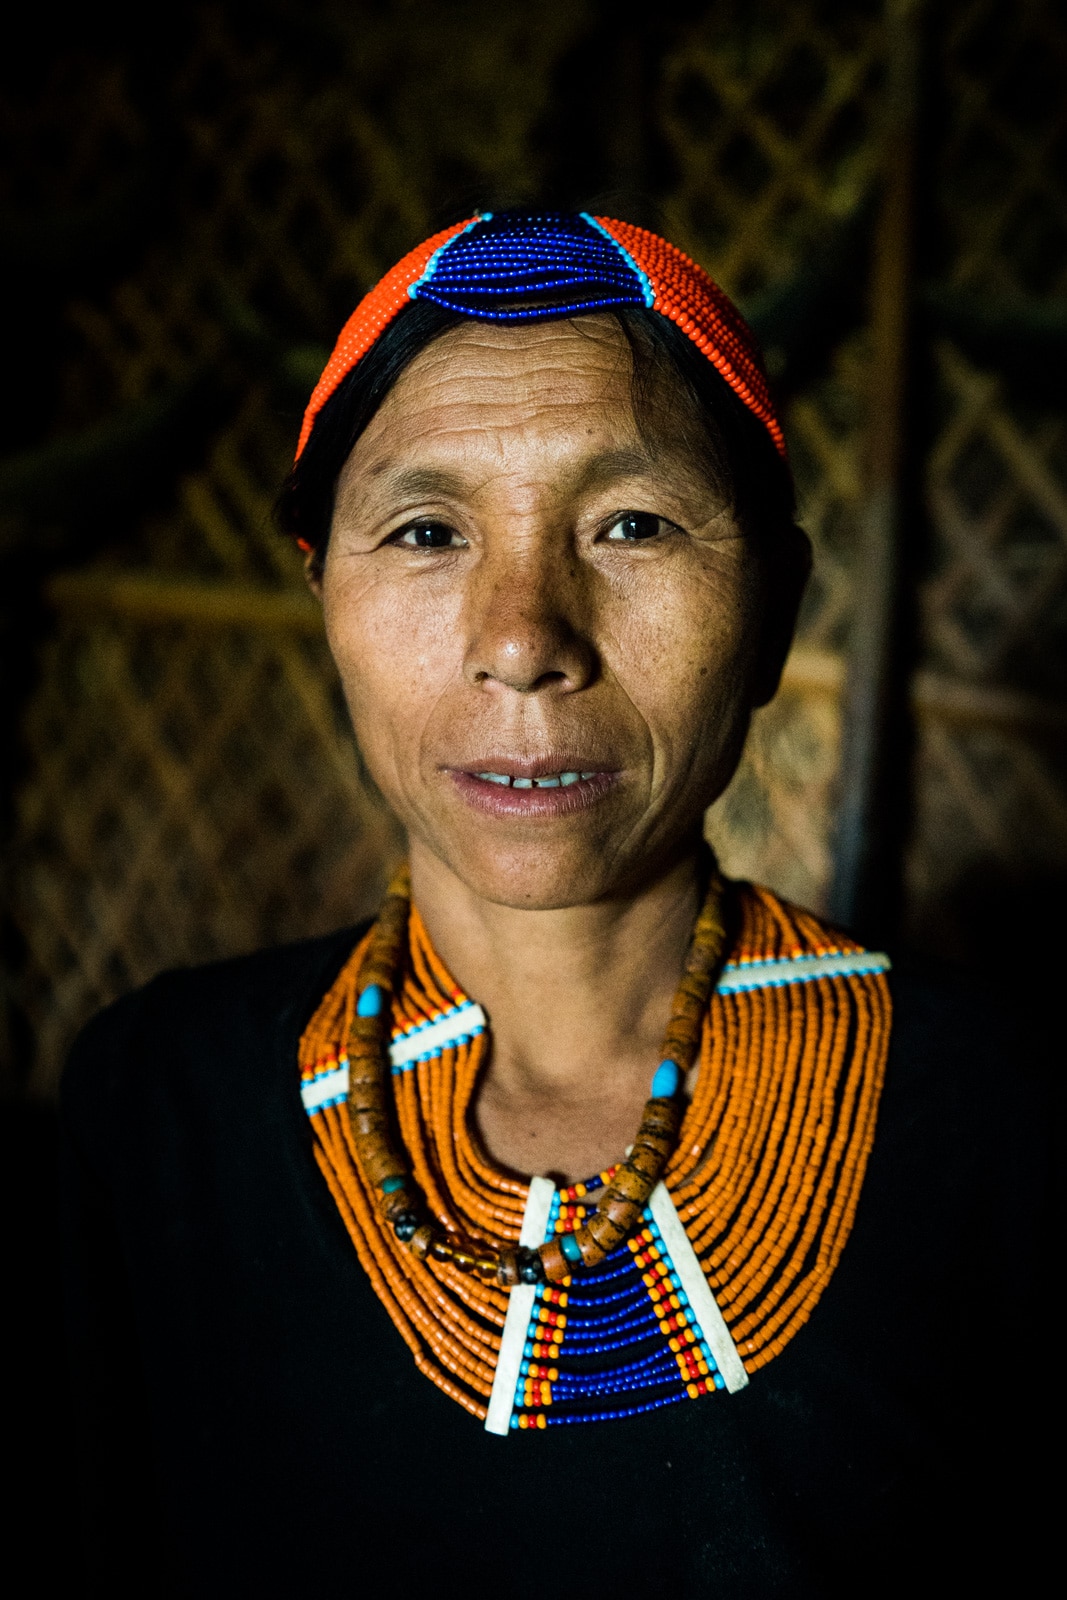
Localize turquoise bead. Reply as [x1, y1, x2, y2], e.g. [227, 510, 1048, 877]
[380, 1175, 405, 1194]
[356, 984, 384, 1017]
[650, 1058, 681, 1098]
[560, 1233, 582, 1264]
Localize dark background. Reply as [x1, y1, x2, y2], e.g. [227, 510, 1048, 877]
[2, 0, 1064, 1583]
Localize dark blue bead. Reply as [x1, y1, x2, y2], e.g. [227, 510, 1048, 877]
[516, 1247, 545, 1285]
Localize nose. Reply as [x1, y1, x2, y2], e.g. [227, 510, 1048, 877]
[462, 541, 598, 696]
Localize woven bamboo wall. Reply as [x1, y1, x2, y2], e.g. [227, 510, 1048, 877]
[3, 0, 1064, 1095]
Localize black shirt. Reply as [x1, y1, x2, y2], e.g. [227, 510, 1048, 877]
[61, 928, 1052, 1597]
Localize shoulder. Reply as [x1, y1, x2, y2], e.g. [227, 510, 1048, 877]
[61, 925, 366, 1160]
[849, 957, 1054, 1316]
[727, 879, 875, 964]
[728, 879, 1054, 1186]
[878, 956, 1054, 1159]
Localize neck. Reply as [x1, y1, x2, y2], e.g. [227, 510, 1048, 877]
[407, 839, 704, 1183]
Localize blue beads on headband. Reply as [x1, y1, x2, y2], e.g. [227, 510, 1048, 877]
[409, 211, 655, 321]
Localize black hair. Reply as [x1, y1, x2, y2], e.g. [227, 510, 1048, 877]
[275, 297, 801, 578]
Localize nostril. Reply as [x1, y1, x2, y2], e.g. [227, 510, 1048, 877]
[464, 599, 598, 694]
[473, 665, 576, 693]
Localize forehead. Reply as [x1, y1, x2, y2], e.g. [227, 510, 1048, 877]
[347, 316, 674, 479]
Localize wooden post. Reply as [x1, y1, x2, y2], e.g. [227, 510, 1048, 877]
[829, 0, 922, 937]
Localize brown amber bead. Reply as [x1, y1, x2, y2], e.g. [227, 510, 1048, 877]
[605, 1164, 648, 1202]
[626, 1144, 665, 1182]
[598, 1193, 643, 1232]
[642, 1099, 682, 1136]
[379, 1185, 416, 1222]
[539, 1238, 570, 1283]
[495, 1248, 520, 1287]
[572, 1221, 608, 1265]
[408, 1224, 434, 1260]
[585, 1211, 627, 1254]
[361, 1147, 405, 1188]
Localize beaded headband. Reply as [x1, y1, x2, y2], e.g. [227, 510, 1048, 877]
[295, 211, 786, 460]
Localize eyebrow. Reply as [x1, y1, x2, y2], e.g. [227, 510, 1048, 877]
[571, 446, 662, 492]
[361, 449, 664, 506]
[362, 465, 468, 498]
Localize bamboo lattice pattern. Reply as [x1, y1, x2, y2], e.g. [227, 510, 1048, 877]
[906, 0, 1067, 950]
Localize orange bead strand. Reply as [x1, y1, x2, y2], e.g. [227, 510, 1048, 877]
[299, 875, 891, 1420]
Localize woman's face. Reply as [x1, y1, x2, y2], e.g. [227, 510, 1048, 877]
[322, 316, 793, 910]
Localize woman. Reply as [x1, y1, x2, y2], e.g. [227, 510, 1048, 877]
[63, 212, 1046, 1596]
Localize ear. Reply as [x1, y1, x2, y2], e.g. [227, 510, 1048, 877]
[302, 545, 324, 601]
[750, 524, 812, 709]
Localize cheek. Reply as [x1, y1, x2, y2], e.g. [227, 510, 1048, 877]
[601, 555, 761, 770]
[323, 571, 464, 771]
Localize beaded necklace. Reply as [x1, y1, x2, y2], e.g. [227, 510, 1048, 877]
[299, 870, 891, 1431]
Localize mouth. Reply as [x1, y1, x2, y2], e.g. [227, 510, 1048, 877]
[445, 762, 621, 818]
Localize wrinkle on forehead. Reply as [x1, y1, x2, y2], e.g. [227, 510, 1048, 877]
[330, 315, 737, 537]
[396, 322, 631, 419]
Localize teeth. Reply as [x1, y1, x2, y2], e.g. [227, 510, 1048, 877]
[474, 770, 598, 788]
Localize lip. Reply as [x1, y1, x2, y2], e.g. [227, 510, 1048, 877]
[445, 761, 621, 819]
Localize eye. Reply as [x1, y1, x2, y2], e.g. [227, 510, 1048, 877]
[604, 512, 670, 542]
[392, 521, 466, 550]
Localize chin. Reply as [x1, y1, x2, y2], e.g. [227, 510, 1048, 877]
[437, 836, 625, 911]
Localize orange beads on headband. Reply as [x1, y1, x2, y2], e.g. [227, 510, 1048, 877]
[295, 211, 785, 461]
[595, 217, 786, 457]
[295, 217, 476, 458]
